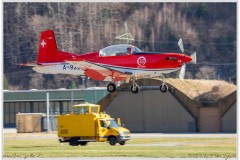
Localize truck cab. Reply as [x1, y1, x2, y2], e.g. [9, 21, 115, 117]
[58, 102, 130, 146]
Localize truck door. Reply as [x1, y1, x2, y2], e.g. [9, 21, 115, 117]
[97, 120, 109, 142]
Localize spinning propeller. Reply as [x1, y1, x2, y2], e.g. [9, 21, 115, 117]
[177, 38, 197, 80]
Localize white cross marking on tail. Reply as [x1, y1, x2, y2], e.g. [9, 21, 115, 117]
[41, 40, 46, 48]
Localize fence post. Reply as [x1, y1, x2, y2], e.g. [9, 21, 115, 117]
[46, 91, 50, 133]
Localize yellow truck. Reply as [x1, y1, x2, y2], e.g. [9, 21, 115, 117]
[58, 102, 130, 146]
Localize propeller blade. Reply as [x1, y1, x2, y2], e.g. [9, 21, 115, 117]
[178, 38, 184, 53]
[179, 63, 186, 80]
[190, 52, 197, 64]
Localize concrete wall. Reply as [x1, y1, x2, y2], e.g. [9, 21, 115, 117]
[106, 90, 196, 133]
[222, 103, 236, 132]
[198, 107, 221, 132]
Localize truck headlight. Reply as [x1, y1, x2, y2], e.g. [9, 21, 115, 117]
[118, 131, 124, 136]
[122, 131, 129, 136]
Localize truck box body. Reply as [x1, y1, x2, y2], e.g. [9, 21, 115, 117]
[58, 114, 96, 137]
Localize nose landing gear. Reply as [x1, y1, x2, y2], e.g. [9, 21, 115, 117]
[131, 83, 139, 94]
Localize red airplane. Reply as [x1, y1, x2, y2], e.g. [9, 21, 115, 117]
[21, 30, 196, 94]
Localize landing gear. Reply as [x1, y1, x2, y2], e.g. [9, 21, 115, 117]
[160, 83, 168, 93]
[159, 75, 168, 93]
[107, 83, 116, 93]
[107, 76, 169, 94]
[130, 78, 140, 94]
[131, 83, 139, 94]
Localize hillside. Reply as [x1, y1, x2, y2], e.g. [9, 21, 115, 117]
[3, 2, 236, 90]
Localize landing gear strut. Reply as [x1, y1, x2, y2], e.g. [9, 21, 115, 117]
[129, 78, 140, 94]
[107, 77, 168, 94]
[160, 83, 168, 92]
[107, 83, 116, 93]
[131, 83, 139, 94]
[159, 76, 168, 93]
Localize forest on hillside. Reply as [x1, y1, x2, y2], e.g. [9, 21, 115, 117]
[3, 2, 237, 90]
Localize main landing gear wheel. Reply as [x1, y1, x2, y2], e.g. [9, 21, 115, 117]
[160, 83, 168, 93]
[107, 83, 116, 93]
[131, 84, 139, 94]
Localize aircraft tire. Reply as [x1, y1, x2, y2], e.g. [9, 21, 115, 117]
[160, 84, 168, 93]
[131, 84, 139, 94]
[107, 83, 116, 93]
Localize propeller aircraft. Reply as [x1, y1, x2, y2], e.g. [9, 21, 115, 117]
[21, 30, 196, 94]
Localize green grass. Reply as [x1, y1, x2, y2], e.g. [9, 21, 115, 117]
[3, 133, 236, 158]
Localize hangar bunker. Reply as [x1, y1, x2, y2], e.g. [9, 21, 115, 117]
[99, 78, 236, 133]
[3, 78, 236, 133]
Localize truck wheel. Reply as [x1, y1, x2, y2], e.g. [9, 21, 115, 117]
[79, 142, 88, 146]
[119, 141, 126, 145]
[69, 138, 79, 146]
[109, 137, 117, 146]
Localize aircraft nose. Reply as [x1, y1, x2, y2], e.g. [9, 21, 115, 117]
[183, 55, 192, 63]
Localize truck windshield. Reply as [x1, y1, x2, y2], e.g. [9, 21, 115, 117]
[101, 120, 119, 128]
[109, 120, 119, 128]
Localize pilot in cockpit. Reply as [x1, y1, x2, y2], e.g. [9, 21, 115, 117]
[126, 45, 133, 55]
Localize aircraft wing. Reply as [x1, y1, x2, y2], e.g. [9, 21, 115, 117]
[67, 60, 131, 82]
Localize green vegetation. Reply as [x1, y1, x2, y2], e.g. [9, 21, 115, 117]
[70, 81, 78, 89]
[4, 75, 9, 90]
[3, 133, 236, 158]
[196, 3, 209, 19]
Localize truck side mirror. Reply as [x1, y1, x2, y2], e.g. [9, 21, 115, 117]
[117, 118, 121, 126]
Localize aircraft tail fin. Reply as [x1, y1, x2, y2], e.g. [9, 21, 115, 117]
[37, 30, 58, 64]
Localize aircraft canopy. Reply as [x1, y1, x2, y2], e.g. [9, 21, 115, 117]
[99, 44, 142, 57]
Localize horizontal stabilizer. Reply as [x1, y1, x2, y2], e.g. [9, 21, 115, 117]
[18, 63, 37, 67]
